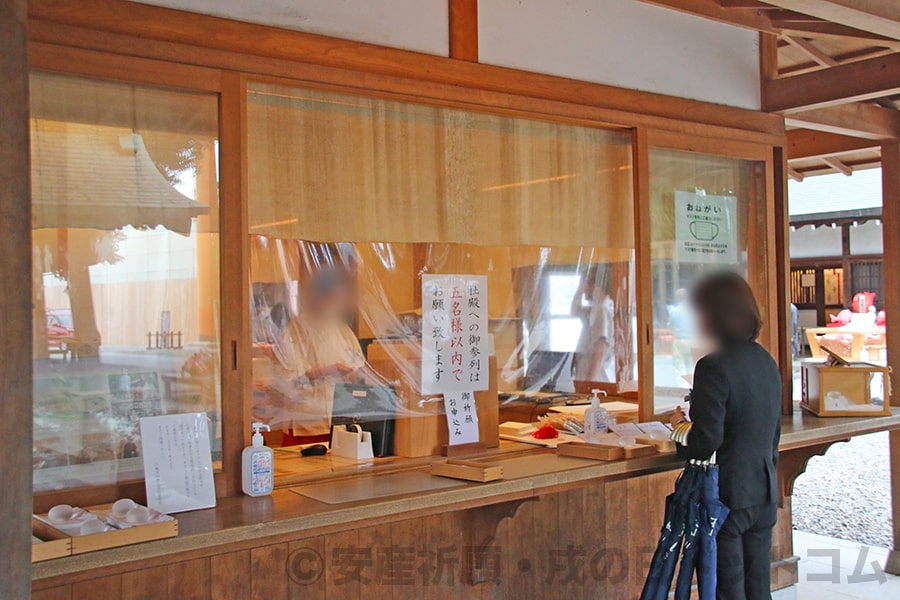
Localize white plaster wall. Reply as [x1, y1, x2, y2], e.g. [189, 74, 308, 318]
[134, 1, 761, 108]
[132, 0, 450, 56]
[478, 0, 761, 109]
[790, 225, 842, 259]
[849, 221, 883, 255]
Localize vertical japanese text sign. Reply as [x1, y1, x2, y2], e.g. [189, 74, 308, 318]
[422, 274, 489, 395]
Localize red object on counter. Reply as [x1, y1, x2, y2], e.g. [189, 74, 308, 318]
[532, 423, 559, 440]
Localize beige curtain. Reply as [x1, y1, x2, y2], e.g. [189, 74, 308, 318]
[247, 82, 634, 248]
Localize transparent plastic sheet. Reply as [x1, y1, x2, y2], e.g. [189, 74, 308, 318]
[250, 236, 637, 451]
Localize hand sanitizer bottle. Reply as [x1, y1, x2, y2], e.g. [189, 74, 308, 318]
[242, 423, 274, 497]
[583, 389, 609, 442]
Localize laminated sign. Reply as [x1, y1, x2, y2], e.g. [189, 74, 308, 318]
[674, 191, 738, 265]
[421, 274, 489, 394]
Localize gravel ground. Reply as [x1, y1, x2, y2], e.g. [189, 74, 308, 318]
[791, 431, 894, 549]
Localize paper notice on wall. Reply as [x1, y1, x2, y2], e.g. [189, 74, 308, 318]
[140, 413, 216, 514]
[422, 274, 489, 394]
[443, 390, 480, 445]
[674, 191, 738, 265]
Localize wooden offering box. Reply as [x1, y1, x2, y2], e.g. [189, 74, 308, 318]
[32, 518, 72, 563]
[34, 506, 178, 555]
[801, 360, 892, 417]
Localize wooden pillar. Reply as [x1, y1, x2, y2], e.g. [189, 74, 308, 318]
[0, 0, 33, 596]
[882, 142, 900, 574]
[773, 146, 794, 416]
[449, 0, 478, 62]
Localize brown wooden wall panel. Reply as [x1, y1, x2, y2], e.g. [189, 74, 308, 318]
[251, 543, 290, 600]
[211, 550, 251, 599]
[324, 527, 360, 599]
[32, 587, 71, 600]
[121, 566, 168, 600]
[72, 574, 121, 600]
[288, 536, 326, 600]
[167, 558, 211, 600]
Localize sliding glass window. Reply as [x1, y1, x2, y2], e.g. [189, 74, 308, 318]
[30, 73, 221, 492]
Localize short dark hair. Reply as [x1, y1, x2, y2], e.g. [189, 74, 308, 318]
[691, 271, 762, 343]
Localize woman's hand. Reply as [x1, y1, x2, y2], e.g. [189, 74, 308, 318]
[669, 406, 688, 427]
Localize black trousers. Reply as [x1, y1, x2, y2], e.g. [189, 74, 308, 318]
[716, 502, 777, 600]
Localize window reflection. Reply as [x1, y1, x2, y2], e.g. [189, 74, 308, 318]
[30, 73, 221, 491]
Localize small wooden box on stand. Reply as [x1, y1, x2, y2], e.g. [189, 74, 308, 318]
[801, 349, 892, 417]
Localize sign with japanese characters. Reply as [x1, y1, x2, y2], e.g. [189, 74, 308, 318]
[140, 413, 216, 513]
[674, 191, 738, 265]
[442, 390, 480, 445]
[421, 274, 489, 394]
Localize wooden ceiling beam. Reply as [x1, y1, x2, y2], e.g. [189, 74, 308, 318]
[787, 167, 805, 182]
[779, 47, 895, 76]
[781, 34, 837, 67]
[822, 156, 853, 175]
[718, 1, 774, 8]
[785, 103, 900, 139]
[763, 51, 900, 112]
[762, 1, 900, 41]
[786, 129, 880, 160]
[639, 0, 776, 31]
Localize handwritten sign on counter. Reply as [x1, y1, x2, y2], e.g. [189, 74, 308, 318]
[443, 390, 480, 445]
[140, 413, 216, 514]
[422, 274, 489, 394]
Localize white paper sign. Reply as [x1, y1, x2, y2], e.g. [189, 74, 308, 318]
[443, 390, 480, 445]
[422, 274, 489, 394]
[140, 413, 217, 514]
[674, 191, 738, 265]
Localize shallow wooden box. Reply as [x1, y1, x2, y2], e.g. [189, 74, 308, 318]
[801, 360, 892, 417]
[32, 518, 72, 563]
[34, 506, 178, 555]
[368, 341, 499, 457]
[431, 459, 503, 482]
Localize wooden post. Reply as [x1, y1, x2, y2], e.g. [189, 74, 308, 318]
[449, 0, 479, 62]
[883, 142, 900, 574]
[0, 0, 33, 596]
[773, 146, 794, 416]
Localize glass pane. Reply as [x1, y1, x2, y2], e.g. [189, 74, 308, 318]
[30, 73, 221, 492]
[649, 148, 766, 413]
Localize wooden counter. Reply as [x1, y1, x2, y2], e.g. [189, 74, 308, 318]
[32, 411, 900, 599]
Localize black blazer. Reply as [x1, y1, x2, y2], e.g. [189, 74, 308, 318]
[677, 341, 782, 510]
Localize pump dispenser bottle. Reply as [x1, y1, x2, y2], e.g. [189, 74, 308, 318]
[242, 423, 274, 497]
[583, 389, 609, 442]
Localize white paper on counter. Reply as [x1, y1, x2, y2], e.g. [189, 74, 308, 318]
[443, 390, 480, 445]
[609, 422, 643, 437]
[140, 413, 216, 514]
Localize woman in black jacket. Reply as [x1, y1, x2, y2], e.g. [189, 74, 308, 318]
[669, 272, 782, 600]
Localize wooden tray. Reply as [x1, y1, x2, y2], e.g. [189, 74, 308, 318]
[635, 435, 677, 453]
[557, 441, 657, 460]
[34, 506, 178, 555]
[431, 459, 503, 482]
[557, 442, 624, 461]
[32, 518, 72, 563]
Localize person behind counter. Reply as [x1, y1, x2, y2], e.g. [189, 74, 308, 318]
[571, 266, 616, 383]
[669, 272, 781, 600]
[283, 267, 369, 445]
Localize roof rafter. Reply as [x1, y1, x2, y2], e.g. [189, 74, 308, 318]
[763, 51, 900, 112]
[762, 1, 900, 42]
